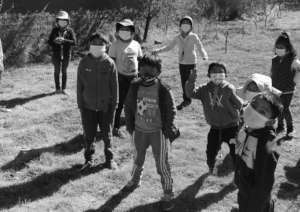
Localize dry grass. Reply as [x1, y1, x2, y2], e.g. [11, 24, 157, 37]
[0, 10, 300, 212]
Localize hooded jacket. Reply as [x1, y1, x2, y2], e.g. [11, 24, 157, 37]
[235, 127, 279, 212]
[186, 78, 243, 128]
[237, 73, 282, 100]
[124, 79, 180, 142]
[156, 16, 208, 65]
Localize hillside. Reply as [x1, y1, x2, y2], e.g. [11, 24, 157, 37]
[0, 10, 299, 212]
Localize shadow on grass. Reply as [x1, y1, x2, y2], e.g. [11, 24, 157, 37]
[0, 164, 106, 210]
[0, 92, 56, 109]
[1, 134, 84, 171]
[277, 159, 300, 200]
[85, 186, 138, 212]
[125, 172, 236, 212]
[216, 154, 235, 177]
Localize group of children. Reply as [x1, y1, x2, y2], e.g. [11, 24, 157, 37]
[0, 10, 298, 212]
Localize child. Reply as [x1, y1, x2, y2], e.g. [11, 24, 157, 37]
[271, 31, 300, 137]
[48, 10, 76, 94]
[124, 55, 180, 211]
[77, 32, 118, 170]
[153, 16, 208, 110]
[237, 73, 281, 102]
[185, 63, 243, 174]
[109, 18, 143, 138]
[235, 93, 283, 212]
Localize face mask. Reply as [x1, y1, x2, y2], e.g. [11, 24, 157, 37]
[245, 91, 259, 102]
[210, 73, 225, 85]
[58, 20, 68, 28]
[275, 48, 286, 57]
[118, 30, 132, 41]
[243, 104, 269, 129]
[181, 24, 191, 33]
[89, 45, 106, 57]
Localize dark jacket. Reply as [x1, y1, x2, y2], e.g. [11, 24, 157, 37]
[271, 55, 296, 92]
[77, 53, 118, 112]
[186, 78, 243, 128]
[124, 79, 180, 142]
[235, 127, 279, 212]
[48, 26, 76, 60]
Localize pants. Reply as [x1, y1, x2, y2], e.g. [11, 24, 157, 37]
[206, 126, 238, 169]
[238, 190, 274, 212]
[278, 93, 294, 132]
[52, 56, 70, 90]
[80, 107, 115, 162]
[130, 130, 173, 194]
[179, 64, 196, 103]
[114, 73, 136, 129]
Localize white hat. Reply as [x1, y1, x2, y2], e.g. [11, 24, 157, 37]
[56, 10, 70, 21]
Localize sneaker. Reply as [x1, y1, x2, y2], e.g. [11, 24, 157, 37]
[176, 100, 191, 111]
[80, 160, 94, 171]
[161, 193, 174, 211]
[286, 129, 296, 139]
[55, 89, 61, 94]
[103, 160, 118, 170]
[113, 128, 127, 138]
[123, 180, 141, 192]
[61, 89, 68, 95]
[276, 126, 284, 134]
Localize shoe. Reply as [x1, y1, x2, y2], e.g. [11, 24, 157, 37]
[55, 89, 61, 94]
[276, 126, 284, 134]
[80, 160, 94, 171]
[113, 128, 127, 138]
[176, 100, 191, 111]
[161, 193, 174, 211]
[103, 160, 118, 170]
[61, 89, 68, 95]
[286, 129, 296, 139]
[123, 180, 141, 192]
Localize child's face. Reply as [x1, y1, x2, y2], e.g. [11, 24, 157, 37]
[180, 20, 192, 33]
[139, 65, 159, 84]
[118, 26, 133, 41]
[89, 39, 106, 57]
[58, 20, 68, 28]
[243, 96, 273, 129]
[275, 44, 287, 57]
[209, 66, 226, 85]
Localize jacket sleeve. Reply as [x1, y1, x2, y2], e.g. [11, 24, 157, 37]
[124, 84, 135, 134]
[195, 35, 208, 60]
[110, 61, 119, 108]
[229, 85, 244, 110]
[0, 39, 3, 77]
[77, 60, 84, 109]
[156, 36, 178, 53]
[48, 28, 57, 47]
[64, 28, 76, 45]
[185, 74, 204, 100]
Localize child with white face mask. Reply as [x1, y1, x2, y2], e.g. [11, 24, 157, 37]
[235, 93, 283, 212]
[185, 62, 243, 174]
[109, 19, 143, 138]
[48, 10, 76, 95]
[77, 32, 118, 170]
[270, 31, 300, 138]
[152, 16, 208, 111]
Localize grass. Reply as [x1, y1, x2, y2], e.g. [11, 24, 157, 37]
[0, 10, 300, 212]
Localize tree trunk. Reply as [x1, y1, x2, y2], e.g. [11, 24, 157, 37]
[143, 14, 152, 42]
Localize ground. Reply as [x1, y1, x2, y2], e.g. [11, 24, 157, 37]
[0, 10, 299, 212]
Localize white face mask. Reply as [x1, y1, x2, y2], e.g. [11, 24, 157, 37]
[58, 20, 68, 28]
[210, 73, 225, 85]
[118, 30, 132, 41]
[275, 48, 286, 57]
[243, 104, 269, 129]
[245, 91, 259, 102]
[89, 45, 106, 57]
[181, 24, 191, 33]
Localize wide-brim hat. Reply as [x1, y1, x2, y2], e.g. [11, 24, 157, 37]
[116, 19, 135, 32]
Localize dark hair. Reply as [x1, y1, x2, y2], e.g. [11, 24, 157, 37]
[275, 31, 297, 58]
[207, 62, 227, 77]
[89, 32, 109, 44]
[138, 54, 162, 73]
[256, 93, 283, 119]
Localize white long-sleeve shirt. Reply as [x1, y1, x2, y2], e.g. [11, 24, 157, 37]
[156, 32, 208, 65]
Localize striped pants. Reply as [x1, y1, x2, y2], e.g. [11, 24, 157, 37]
[130, 130, 173, 194]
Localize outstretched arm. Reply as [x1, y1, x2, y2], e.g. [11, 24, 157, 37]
[153, 37, 178, 54]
